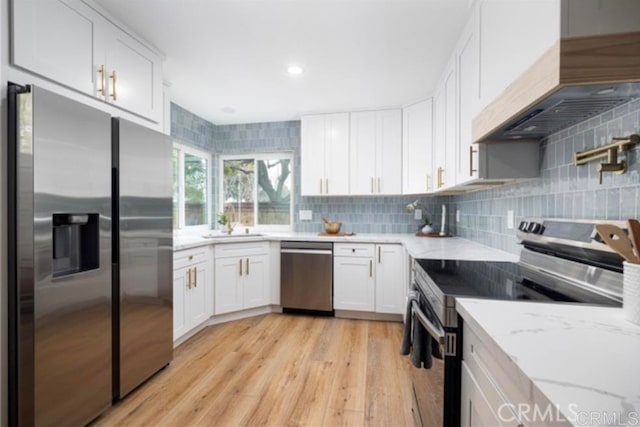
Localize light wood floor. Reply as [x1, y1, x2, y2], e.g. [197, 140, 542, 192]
[94, 314, 416, 427]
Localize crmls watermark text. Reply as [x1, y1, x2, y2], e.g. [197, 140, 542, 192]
[498, 403, 640, 426]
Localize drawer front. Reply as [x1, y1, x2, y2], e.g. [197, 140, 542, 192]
[174, 246, 210, 269]
[333, 243, 375, 258]
[463, 324, 533, 420]
[214, 241, 269, 258]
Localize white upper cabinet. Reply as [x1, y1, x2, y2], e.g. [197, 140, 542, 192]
[376, 110, 403, 194]
[350, 109, 402, 195]
[105, 27, 163, 122]
[402, 99, 433, 194]
[475, 0, 560, 113]
[300, 113, 350, 196]
[13, 0, 101, 96]
[433, 60, 456, 192]
[12, 0, 163, 123]
[456, 14, 480, 185]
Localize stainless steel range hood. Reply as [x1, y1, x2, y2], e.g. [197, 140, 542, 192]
[473, 32, 640, 143]
[485, 82, 640, 140]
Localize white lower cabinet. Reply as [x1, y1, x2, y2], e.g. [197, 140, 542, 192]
[173, 247, 214, 341]
[334, 255, 375, 311]
[334, 243, 405, 314]
[375, 244, 405, 314]
[461, 361, 503, 427]
[459, 318, 555, 427]
[214, 242, 270, 315]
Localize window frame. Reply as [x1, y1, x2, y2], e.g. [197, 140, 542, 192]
[219, 152, 294, 232]
[173, 142, 212, 232]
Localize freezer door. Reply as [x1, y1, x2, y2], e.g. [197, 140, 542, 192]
[12, 86, 113, 426]
[114, 118, 173, 398]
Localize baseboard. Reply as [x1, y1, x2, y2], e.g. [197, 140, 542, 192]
[334, 310, 403, 322]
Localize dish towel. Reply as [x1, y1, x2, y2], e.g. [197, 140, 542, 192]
[400, 288, 443, 369]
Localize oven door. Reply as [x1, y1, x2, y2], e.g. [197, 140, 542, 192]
[410, 291, 446, 427]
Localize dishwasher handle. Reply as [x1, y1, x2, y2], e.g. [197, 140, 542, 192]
[281, 249, 333, 255]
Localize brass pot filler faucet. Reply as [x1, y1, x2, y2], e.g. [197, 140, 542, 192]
[574, 134, 639, 184]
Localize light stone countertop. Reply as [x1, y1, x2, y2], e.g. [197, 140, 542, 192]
[457, 298, 640, 426]
[173, 231, 519, 262]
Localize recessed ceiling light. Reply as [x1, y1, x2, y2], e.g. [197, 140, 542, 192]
[595, 88, 616, 95]
[221, 107, 236, 114]
[287, 65, 304, 76]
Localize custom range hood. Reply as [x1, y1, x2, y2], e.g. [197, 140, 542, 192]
[474, 31, 640, 142]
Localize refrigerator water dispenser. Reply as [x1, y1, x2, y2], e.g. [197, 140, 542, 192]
[52, 213, 99, 277]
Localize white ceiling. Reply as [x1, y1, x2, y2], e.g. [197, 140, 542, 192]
[95, 0, 471, 125]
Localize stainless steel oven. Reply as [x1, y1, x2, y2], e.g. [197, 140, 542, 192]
[404, 218, 625, 427]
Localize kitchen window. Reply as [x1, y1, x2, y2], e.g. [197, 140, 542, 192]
[173, 143, 211, 230]
[220, 153, 293, 231]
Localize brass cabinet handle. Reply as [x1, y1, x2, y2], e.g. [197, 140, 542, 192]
[369, 259, 373, 277]
[187, 268, 192, 289]
[245, 258, 249, 275]
[239, 259, 243, 276]
[469, 145, 478, 176]
[98, 64, 106, 97]
[378, 246, 381, 263]
[377, 177, 381, 193]
[109, 70, 117, 100]
[188, 255, 194, 261]
[371, 177, 374, 194]
[193, 267, 197, 287]
[325, 178, 329, 194]
[437, 167, 445, 188]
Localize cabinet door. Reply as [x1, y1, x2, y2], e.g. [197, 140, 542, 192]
[349, 111, 377, 195]
[402, 100, 433, 194]
[477, 0, 560, 112]
[376, 109, 402, 195]
[334, 257, 375, 311]
[189, 263, 209, 328]
[460, 361, 504, 426]
[375, 245, 405, 314]
[12, 0, 103, 96]
[300, 115, 326, 196]
[242, 255, 269, 309]
[173, 267, 188, 341]
[324, 113, 350, 195]
[214, 257, 243, 315]
[433, 87, 446, 190]
[457, 18, 480, 185]
[444, 65, 457, 189]
[107, 28, 162, 122]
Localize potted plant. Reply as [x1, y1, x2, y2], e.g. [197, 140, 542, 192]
[420, 214, 434, 234]
[218, 212, 234, 235]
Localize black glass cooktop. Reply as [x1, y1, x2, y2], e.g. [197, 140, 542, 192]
[415, 259, 577, 302]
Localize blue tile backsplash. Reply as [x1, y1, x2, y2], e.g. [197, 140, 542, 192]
[171, 98, 640, 248]
[448, 98, 640, 254]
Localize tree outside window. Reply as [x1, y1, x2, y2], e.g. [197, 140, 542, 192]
[173, 143, 211, 230]
[221, 154, 293, 230]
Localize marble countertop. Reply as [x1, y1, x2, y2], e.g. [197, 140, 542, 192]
[457, 299, 640, 425]
[174, 232, 518, 262]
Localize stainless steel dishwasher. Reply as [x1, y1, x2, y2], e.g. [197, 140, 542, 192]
[281, 241, 333, 314]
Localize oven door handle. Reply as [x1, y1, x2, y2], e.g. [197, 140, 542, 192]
[411, 300, 446, 347]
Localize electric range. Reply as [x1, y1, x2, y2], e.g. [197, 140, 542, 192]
[407, 218, 626, 427]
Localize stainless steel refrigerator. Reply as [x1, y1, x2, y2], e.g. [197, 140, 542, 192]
[8, 84, 173, 426]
